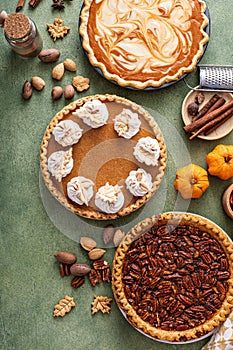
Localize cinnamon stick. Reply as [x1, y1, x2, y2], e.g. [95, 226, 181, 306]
[192, 94, 221, 122]
[29, 0, 41, 8]
[184, 99, 233, 134]
[205, 97, 226, 114]
[189, 107, 233, 140]
[16, 0, 26, 12]
[204, 113, 233, 135]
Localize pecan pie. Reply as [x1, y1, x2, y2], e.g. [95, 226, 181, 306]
[112, 212, 233, 342]
[79, 0, 209, 89]
[40, 95, 166, 220]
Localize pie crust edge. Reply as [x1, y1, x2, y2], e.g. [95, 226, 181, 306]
[79, 0, 209, 90]
[40, 94, 167, 220]
[112, 212, 233, 342]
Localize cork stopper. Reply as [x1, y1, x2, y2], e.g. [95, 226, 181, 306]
[4, 13, 30, 39]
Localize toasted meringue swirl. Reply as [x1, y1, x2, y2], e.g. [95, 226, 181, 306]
[83, 0, 208, 87]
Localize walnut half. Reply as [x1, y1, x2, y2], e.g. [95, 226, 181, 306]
[72, 75, 90, 92]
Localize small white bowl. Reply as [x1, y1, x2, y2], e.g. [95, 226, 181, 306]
[182, 88, 233, 140]
[222, 184, 233, 220]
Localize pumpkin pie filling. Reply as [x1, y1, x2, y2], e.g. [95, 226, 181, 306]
[40, 95, 166, 220]
[80, 0, 209, 89]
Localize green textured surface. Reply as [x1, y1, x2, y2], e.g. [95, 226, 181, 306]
[0, 1, 232, 350]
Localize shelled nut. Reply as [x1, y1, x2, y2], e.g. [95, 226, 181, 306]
[22, 80, 33, 100]
[38, 48, 60, 62]
[64, 84, 74, 99]
[31, 76, 45, 91]
[51, 86, 63, 100]
[52, 62, 65, 80]
[64, 58, 77, 72]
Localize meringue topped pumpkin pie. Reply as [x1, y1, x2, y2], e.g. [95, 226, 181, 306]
[79, 0, 209, 89]
[40, 95, 166, 220]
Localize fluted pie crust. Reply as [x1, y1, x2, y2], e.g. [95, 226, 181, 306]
[112, 212, 233, 342]
[79, 0, 209, 89]
[40, 95, 166, 220]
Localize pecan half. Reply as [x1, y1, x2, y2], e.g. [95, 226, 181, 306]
[88, 269, 101, 287]
[59, 262, 70, 277]
[71, 276, 85, 289]
[93, 260, 110, 270]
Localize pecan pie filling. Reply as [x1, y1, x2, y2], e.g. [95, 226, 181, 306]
[113, 215, 233, 341]
[80, 0, 209, 88]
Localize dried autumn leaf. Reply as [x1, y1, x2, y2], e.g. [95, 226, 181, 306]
[91, 295, 112, 315]
[53, 295, 75, 317]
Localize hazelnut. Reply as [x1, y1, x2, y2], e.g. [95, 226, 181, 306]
[64, 85, 75, 99]
[51, 86, 63, 100]
[187, 102, 199, 116]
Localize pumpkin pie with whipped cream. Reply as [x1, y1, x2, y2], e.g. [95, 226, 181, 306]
[40, 94, 167, 220]
[79, 0, 209, 89]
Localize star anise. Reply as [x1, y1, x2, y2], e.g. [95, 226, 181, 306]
[51, 0, 65, 10]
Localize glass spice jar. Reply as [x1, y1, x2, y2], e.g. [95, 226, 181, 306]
[4, 13, 42, 58]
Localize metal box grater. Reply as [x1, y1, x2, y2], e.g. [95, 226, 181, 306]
[185, 65, 233, 92]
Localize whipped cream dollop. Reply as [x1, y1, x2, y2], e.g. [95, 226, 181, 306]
[114, 108, 141, 139]
[95, 182, 124, 213]
[52, 120, 83, 147]
[67, 176, 94, 206]
[48, 148, 73, 182]
[72, 100, 109, 128]
[133, 136, 160, 166]
[125, 168, 153, 196]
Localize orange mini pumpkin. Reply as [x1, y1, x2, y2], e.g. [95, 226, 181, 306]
[174, 163, 210, 199]
[206, 144, 233, 180]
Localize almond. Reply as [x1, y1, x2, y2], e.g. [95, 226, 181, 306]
[103, 224, 115, 245]
[80, 237, 97, 252]
[70, 263, 91, 276]
[52, 62, 64, 80]
[113, 229, 125, 247]
[88, 248, 106, 261]
[31, 76, 45, 91]
[64, 58, 77, 72]
[54, 251, 77, 264]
